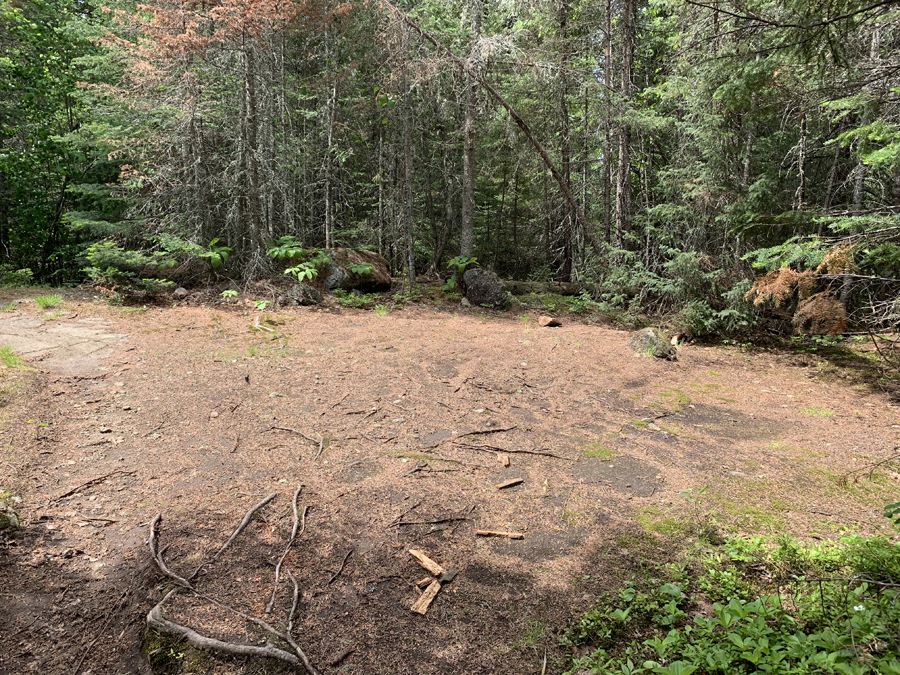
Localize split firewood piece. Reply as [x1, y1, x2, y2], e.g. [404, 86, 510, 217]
[409, 549, 445, 576]
[495, 478, 523, 490]
[538, 315, 562, 327]
[476, 529, 525, 539]
[416, 577, 433, 589]
[498, 453, 511, 467]
[410, 579, 442, 615]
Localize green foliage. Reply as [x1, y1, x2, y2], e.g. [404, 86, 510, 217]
[198, 239, 231, 270]
[373, 303, 391, 315]
[283, 249, 331, 283]
[267, 236, 310, 261]
[254, 300, 269, 310]
[443, 256, 478, 292]
[565, 536, 900, 675]
[220, 289, 238, 298]
[34, 294, 62, 309]
[333, 289, 381, 308]
[0, 266, 34, 288]
[348, 263, 374, 276]
[0, 346, 26, 369]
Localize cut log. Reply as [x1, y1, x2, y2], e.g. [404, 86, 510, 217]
[409, 549, 445, 576]
[410, 579, 442, 615]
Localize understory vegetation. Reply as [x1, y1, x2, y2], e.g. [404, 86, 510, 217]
[563, 525, 900, 674]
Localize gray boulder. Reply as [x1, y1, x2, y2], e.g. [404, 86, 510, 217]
[173, 287, 189, 299]
[279, 282, 323, 306]
[324, 249, 391, 292]
[463, 268, 509, 309]
[627, 328, 677, 360]
[0, 503, 20, 532]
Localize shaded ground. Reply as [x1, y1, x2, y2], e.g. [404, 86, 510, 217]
[1, 290, 898, 675]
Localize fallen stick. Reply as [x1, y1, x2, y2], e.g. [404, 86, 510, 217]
[314, 434, 325, 460]
[215, 493, 278, 558]
[265, 484, 306, 615]
[453, 442, 570, 460]
[457, 425, 517, 438]
[495, 478, 524, 490]
[51, 470, 135, 502]
[409, 549, 445, 576]
[328, 547, 354, 584]
[410, 579, 442, 615]
[476, 530, 525, 539]
[266, 426, 320, 445]
[396, 516, 473, 527]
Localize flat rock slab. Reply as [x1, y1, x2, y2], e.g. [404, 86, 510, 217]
[0, 315, 126, 375]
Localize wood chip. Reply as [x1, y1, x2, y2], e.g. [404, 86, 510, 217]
[538, 315, 562, 327]
[498, 453, 510, 467]
[416, 577, 433, 588]
[408, 549, 445, 576]
[410, 579, 442, 615]
[495, 478, 523, 490]
[476, 529, 525, 539]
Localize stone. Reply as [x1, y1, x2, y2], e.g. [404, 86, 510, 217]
[323, 249, 391, 292]
[538, 315, 561, 327]
[627, 327, 677, 360]
[278, 282, 322, 307]
[460, 297, 471, 308]
[0, 503, 20, 532]
[173, 287, 189, 299]
[463, 268, 509, 309]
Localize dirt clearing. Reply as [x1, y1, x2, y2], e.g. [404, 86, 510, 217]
[1, 294, 898, 674]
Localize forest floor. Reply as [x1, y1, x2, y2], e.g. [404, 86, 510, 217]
[0, 287, 898, 675]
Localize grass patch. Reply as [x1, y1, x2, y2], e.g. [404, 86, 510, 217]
[34, 293, 63, 309]
[802, 406, 834, 417]
[584, 443, 616, 459]
[0, 303, 16, 312]
[0, 346, 26, 369]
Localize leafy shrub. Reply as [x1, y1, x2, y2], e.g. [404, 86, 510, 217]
[564, 536, 900, 675]
[0, 266, 34, 287]
[443, 256, 478, 292]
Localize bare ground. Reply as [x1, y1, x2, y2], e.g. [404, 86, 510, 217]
[1, 290, 898, 675]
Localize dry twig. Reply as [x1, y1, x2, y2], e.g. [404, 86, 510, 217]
[328, 547, 354, 584]
[265, 484, 307, 614]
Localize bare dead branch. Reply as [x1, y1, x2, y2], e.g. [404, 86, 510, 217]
[215, 492, 278, 558]
[452, 442, 571, 460]
[51, 470, 135, 502]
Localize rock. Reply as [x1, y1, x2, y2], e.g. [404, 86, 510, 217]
[173, 287, 189, 299]
[0, 503, 20, 532]
[323, 249, 391, 292]
[278, 282, 323, 306]
[463, 268, 509, 309]
[538, 315, 561, 327]
[460, 297, 471, 308]
[627, 328, 677, 360]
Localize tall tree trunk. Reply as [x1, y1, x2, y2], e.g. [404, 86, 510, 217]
[460, 0, 482, 259]
[242, 39, 265, 270]
[402, 26, 416, 282]
[558, 0, 573, 281]
[794, 112, 807, 210]
[614, 0, 635, 249]
[603, 0, 613, 243]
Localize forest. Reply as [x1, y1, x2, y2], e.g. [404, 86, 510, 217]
[1, 0, 899, 336]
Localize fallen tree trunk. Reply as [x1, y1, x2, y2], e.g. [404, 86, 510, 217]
[504, 280, 589, 296]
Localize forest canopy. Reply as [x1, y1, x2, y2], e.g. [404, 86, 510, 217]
[1, 0, 899, 334]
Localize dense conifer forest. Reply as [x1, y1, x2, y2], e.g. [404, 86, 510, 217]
[2, 0, 899, 334]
